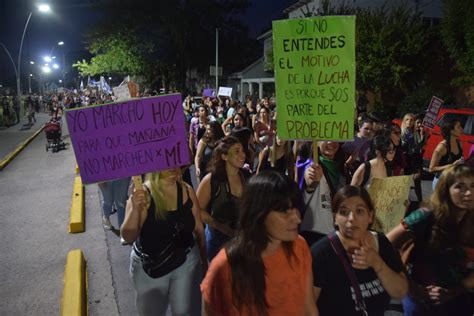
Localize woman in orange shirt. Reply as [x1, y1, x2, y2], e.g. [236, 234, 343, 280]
[201, 171, 317, 315]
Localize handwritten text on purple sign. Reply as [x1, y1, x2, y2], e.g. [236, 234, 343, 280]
[66, 94, 189, 184]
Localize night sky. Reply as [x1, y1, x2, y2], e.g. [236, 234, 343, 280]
[0, 0, 292, 88]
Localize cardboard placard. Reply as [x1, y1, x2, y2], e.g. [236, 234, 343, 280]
[368, 176, 413, 233]
[422, 96, 444, 128]
[272, 16, 356, 140]
[218, 87, 232, 97]
[65, 94, 190, 184]
[113, 85, 131, 101]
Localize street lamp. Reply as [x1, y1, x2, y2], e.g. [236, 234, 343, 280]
[14, 3, 51, 102]
[42, 66, 51, 73]
[53, 64, 59, 69]
[58, 41, 64, 46]
[38, 4, 51, 12]
[44, 56, 52, 62]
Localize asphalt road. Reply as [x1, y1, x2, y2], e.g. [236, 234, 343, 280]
[1, 118, 434, 315]
[0, 117, 118, 315]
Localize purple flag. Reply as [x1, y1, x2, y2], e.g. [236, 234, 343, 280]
[203, 88, 216, 98]
[65, 94, 190, 184]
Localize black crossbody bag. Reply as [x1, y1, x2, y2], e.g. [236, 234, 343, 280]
[134, 184, 193, 279]
[133, 223, 192, 279]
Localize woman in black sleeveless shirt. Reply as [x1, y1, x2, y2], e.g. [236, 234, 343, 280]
[429, 119, 464, 190]
[197, 136, 249, 261]
[194, 121, 225, 183]
[122, 168, 206, 316]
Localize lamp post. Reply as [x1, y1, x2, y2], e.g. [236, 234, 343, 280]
[49, 41, 65, 87]
[16, 4, 51, 103]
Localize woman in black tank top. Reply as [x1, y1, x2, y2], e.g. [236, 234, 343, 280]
[122, 168, 206, 316]
[194, 121, 225, 183]
[429, 119, 464, 189]
[197, 136, 249, 261]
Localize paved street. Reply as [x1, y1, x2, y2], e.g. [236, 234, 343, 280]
[0, 116, 118, 315]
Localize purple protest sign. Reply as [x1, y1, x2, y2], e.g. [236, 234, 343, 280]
[203, 88, 216, 98]
[422, 96, 444, 128]
[65, 94, 190, 184]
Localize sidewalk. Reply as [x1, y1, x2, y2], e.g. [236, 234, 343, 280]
[0, 112, 52, 168]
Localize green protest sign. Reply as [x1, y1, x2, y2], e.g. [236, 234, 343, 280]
[272, 16, 356, 140]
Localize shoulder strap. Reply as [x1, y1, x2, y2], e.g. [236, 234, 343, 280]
[457, 139, 463, 157]
[361, 161, 371, 187]
[385, 162, 393, 177]
[208, 173, 220, 211]
[328, 232, 368, 315]
[176, 182, 183, 207]
[445, 140, 452, 163]
[210, 173, 220, 199]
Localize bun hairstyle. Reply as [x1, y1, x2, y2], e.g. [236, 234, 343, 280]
[372, 134, 392, 159]
[441, 119, 461, 139]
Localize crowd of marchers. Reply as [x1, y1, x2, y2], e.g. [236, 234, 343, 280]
[19, 88, 472, 315]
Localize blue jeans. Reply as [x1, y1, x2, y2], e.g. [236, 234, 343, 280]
[205, 226, 231, 262]
[130, 245, 202, 316]
[98, 178, 130, 229]
[432, 175, 439, 191]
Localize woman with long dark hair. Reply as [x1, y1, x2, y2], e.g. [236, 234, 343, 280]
[194, 121, 225, 183]
[189, 105, 212, 156]
[388, 164, 474, 315]
[201, 171, 317, 315]
[429, 119, 464, 190]
[197, 136, 249, 261]
[387, 122, 406, 176]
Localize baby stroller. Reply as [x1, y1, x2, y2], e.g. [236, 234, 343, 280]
[45, 117, 67, 152]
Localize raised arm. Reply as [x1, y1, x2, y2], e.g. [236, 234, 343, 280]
[121, 184, 150, 243]
[221, 116, 233, 136]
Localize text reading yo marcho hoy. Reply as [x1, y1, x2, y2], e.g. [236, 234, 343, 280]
[65, 95, 189, 184]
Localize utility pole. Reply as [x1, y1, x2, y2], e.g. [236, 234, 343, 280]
[215, 28, 219, 91]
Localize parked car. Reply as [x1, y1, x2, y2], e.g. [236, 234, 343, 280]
[393, 107, 474, 170]
[421, 107, 473, 169]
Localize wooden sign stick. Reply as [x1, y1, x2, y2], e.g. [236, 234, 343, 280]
[132, 175, 143, 191]
[313, 141, 319, 164]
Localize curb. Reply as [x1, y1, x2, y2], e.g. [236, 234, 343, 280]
[69, 175, 85, 233]
[0, 124, 46, 170]
[61, 249, 88, 316]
